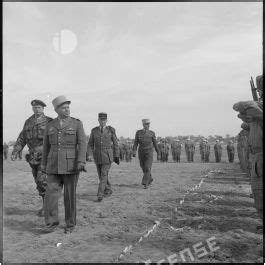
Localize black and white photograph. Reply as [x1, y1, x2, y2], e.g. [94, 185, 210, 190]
[2, 1, 263, 263]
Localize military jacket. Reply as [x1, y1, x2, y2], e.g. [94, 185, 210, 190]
[214, 143, 222, 152]
[41, 117, 87, 174]
[227, 144, 235, 153]
[87, 126, 119, 165]
[12, 114, 53, 154]
[133, 129, 159, 154]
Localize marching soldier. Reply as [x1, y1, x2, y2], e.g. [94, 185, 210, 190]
[133, 119, 160, 189]
[227, 140, 235, 163]
[205, 139, 211, 162]
[11, 99, 53, 216]
[41, 96, 87, 233]
[214, 140, 222, 162]
[124, 140, 133, 162]
[3, 142, 9, 160]
[87, 112, 120, 202]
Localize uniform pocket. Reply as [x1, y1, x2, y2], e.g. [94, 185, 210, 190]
[66, 150, 77, 171]
[64, 130, 76, 144]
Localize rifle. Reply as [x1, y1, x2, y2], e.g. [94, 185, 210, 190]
[250, 76, 258, 101]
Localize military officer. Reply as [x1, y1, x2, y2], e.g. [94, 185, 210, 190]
[132, 119, 160, 189]
[11, 99, 53, 216]
[41, 96, 87, 233]
[214, 140, 222, 162]
[3, 142, 9, 160]
[227, 140, 235, 163]
[87, 112, 119, 202]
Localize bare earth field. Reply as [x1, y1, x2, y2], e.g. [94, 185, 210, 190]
[3, 149, 263, 263]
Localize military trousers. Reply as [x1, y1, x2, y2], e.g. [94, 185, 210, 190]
[186, 150, 192, 162]
[176, 152, 181, 162]
[201, 152, 205, 162]
[96, 164, 112, 199]
[30, 163, 47, 198]
[214, 151, 222, 162]
[138, 149, 153, 186]
[44, 173, 79, 227]
[205, 152, 210, 162]
[250, 152, 263, 219]
[227, 151, 234, 163]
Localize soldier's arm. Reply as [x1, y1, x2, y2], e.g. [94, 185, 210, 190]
[110, 127, 120, 158]
[41, 126, 50, 168]
[77, 121, 87, 164]
[12, 121, 27, 155]
[132, 131, 139, 155]
[152, 132, 160, 154]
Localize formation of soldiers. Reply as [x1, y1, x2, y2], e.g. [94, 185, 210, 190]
[118, 140, 133, 162]
[233, 74, 263, 222]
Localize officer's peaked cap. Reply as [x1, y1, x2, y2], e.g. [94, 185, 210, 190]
[31, 99, 46, 107]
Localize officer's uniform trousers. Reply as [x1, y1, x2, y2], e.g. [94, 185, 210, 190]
[138, 147, 154, 185]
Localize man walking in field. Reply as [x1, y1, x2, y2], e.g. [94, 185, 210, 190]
[11, 99, 53, 216]
[41, 96, 87, 233]
[133, 119, 160, 189]
[87, 112, 120, 202]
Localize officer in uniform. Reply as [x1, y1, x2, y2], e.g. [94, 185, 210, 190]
[3, 142, 9, 160]
[132, 119, 160, 189]
[214, 140, 222, 162]
[87, 112, 120, 202]
[227, 140, 235, 163]
[205, 139, 211, 162]
[41, 96, 87, 233]
[11, 99, 53, 216]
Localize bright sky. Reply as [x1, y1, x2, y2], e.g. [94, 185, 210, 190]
[3, 2, 263, 142]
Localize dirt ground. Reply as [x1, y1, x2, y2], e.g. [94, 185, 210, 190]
[3, 148, 263, 263]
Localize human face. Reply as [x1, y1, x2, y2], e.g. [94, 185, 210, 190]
[32, 105, 44, 116]
[142, 122, 150, 130]
[98, 118, 107, 127]
[56, 103, 70, 118]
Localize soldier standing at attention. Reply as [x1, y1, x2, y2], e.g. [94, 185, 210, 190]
[199, 138, 205, 162]
[133, 119, 160, 189]
[157, 139, 163, 162]
[171, 139, 178, 162]
[214, 140, 222, 162]
[124, 140, 133, 162]
[227, 140, 235, 163]
[175, 139, 182, 162]
[41, 96, 87, 233]
[87, 112, 120, 202]
[11, 99, 53, 216]
[185, 138, 193, 162]
[205, 139, 211, 162]
[3, 142, 9, 160]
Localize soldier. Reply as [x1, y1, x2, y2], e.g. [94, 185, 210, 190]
[157, 139, 163, 162]
[233, 76, 263, 220]
[11, 99, 53, 216]
[237, 124, 250, 172]
[119, 141, 125, 161]
[199, 138, 206, 162]
[3, 142, 9, 160]
[124, 140, 133, 162]
[227, 140, 235, 163]
[190, 139, 195, 162]
[185, 138, 194, 162]
[160, 139, 168, 162]
[133, 119, 160, 189]
[214, 140, 222, 162]
[87, 112, 119, 202]
[171, 139, 181, 162]
[41, 96, 86, 233]
[165, 140, 170, 162]
[205, 139, 211, 162]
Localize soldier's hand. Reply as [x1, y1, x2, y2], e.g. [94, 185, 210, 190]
[11, 154, 17, 161]
[77, 162, 87, 172]
[40, 165, 46, 173]
[114, 157, 120, 165]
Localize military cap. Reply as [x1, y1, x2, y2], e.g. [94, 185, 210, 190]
[142, 118, 150, 124]
[52, 95, 71, 109]
[31, 99, 46, 107]
[98, 112, 107, 120]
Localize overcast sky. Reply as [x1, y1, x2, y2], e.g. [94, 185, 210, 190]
[3, 2, 263, 142]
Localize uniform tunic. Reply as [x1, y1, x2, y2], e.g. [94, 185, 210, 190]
[133, 129, 159, 186]
[214, 143, 222, 162]
[227, 143, 235, 163]
[87, 126, 119, 199]
[41, 117, 86, 227]
[12, 113, 53, 197]
[171, 142, 182, 162]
